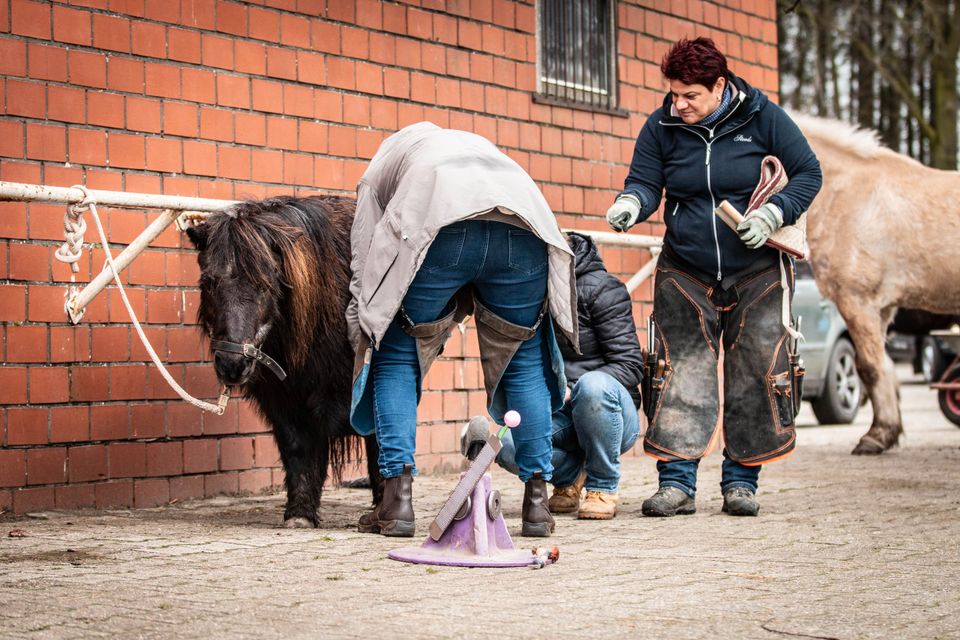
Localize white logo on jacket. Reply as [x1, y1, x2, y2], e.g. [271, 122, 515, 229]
[734, 134, 753, 142]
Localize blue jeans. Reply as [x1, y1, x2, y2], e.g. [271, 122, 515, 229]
[657, 450, 761, 498]
[497, 371, 640, 493]
[372, 220, 553, 481]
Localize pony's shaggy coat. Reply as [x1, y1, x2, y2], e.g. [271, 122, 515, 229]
[795, 114, 960, 453]
[188, 196, 381, 525]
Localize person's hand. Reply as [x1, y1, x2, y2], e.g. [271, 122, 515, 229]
[737, 203, 783, 249]
[564, 385, 572, 402]
[605, 194, 641, 232]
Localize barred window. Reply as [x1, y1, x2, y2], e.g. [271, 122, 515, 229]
[536, 0, 619, 112]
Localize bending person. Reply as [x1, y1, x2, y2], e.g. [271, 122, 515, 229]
[486, 232, 643, 520]
[348, 122, 577, 538]
[606, 38, 822, 517]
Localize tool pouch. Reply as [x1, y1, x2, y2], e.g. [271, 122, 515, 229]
[770, 371, 795, 427]
[641, 349, 666, 422]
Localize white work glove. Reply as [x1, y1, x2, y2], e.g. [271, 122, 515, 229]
[737, 203, 783, 249]
[606, 194, 642, 232]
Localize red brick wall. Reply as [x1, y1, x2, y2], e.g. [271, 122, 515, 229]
[0, 0, 779, 513]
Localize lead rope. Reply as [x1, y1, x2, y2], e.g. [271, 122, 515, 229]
[54, 185, 230, 415]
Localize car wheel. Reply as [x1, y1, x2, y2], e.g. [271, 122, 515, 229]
[937, 364, 960, 428]
[811, 337, 862, 424]
[920, 336, 947, 383]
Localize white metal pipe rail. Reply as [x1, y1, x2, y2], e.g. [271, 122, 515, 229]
[0, 180, 662, 321]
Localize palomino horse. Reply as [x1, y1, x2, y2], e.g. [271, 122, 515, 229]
[794, 114, 960, 453]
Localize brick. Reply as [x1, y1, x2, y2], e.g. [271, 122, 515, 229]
[0, 367, 28, 404]
[201, 33, 234, 70]
[0, 121, 24, 159]
[282, 151, 312, 186]
[109, 364, 147, 401]
[28, 366, 70, 404]
[183, 438, 217, 473]
[169, 474, 203, 501]
[27, 43, 66, 81]
[252, 149, 283, 183]
[266, 45, 296, 80]
[314, 89, 343, 122]
[134, 478, 170, 507]
[383, 68, 410, 99]
[238, 468, 272, 494]
[95, 480, 133, 508]
[87, 92, 124, 128]
[163, 101, 199, 137]
[326, 57, 355, 91]
[50, 405, 90, 443]
[106, 56, 144, 93]
[216, 73, 250, 109]
[220, 436, 253, 470]
[10, 241, 50, 281]
[145, 136, 183, 173]
[108, 441, 146, 478]
[183, 140, 217, 177]
[13, 486, 55, 513]
[7, 325, 47, 363]
[130, 20, 165, 58]
[145, 62, 180, 98]
[93, 13, 131, 52]
[0, 284, 26, 322]
[50, 326, 88, 364]
[71, 365, 110, 403]
[252, 78, 284, 114]
[129, 403, 164, 439]
[183, 68, 217, 103]
[0, 450, 26, 488]
[69, 50, 107, 88]
[91, 325, 129, 362]
[233, 112, 264, 146]
[215, 0, 247, 36]
[126, 97, 162, 133]
[298, 120, 327, 154]
[6, 79, 45, 118]
[204, 472, 238, 497]
[7, 407, 48, 445]
[266, 116, 297, 150]
[283, 83, 313, 118]
[235, 40, 265, 75]
[168, 27, 201, 63]
[249, 6, 280, 41]
[108, 132, 145, 169]
[55, 484, 96, 509]
[218, 145, 250, 180]
[200, 107, 233, 142]
[312, 156, 344, 190]
[53, 5, 91, 45]
[26, 447, 66, 485]
[180, 0, 214, 28]
[12, 0, 50, 38]
[203, 398, 238, 435]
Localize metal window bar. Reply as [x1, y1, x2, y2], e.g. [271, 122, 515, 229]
[539, 0, 616, 110]
[0, 180, 661, 322]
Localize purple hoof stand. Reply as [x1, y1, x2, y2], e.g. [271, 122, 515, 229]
[389, 474, 533, 568]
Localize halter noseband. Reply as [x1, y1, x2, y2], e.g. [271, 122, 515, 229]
[210, 340, 287, 381]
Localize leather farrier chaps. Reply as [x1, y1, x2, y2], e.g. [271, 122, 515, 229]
[643, 249, 798, 465]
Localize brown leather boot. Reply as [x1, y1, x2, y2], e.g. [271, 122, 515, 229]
[357, 464, 415, 537]
[521, 472, 555, 537]
[548, 469, 586, 514]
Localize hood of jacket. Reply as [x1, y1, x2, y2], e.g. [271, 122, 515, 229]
[568, 232, 605, 279]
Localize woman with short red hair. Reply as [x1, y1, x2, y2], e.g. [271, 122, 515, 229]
[606, 38, 822, 517]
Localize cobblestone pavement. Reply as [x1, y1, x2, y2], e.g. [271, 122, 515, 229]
[2, 368, 959, 640]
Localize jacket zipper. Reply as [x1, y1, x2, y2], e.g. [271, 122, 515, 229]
[661, 107, 756, 282]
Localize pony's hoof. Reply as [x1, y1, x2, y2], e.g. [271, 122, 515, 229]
[851, 435, 886, 455]
[283, 517, 316, 529]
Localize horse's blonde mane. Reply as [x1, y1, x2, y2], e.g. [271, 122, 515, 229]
[789, 111, 919, 165]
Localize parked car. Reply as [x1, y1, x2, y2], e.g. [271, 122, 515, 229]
[793, 261, 862, 424]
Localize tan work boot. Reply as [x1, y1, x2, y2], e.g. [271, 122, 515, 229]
[548, 470, 586, 514]
[578, 491, 619, 520]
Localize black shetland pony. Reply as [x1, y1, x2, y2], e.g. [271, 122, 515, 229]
[186, 196, 382, 528]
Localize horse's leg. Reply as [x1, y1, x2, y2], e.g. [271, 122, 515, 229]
[364, 434, 384, 507]
[272, 414, 322, 528]
[841, 303, 903, 454]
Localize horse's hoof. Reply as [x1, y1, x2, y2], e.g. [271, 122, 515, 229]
[851, 435, 886, 455]
[283, 517, 316, 529]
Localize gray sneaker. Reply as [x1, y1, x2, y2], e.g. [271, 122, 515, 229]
[722, 487, 760, 516]
[460, 416, 490, 460]
[641, 486, 696, 517]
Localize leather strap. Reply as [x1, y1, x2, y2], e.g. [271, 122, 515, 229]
[210, 340, 287, 381]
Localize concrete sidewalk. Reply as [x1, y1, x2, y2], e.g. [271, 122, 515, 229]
[2, 371, 959, 639]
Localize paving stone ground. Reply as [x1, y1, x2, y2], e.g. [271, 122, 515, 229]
[2, 367, 959, 640]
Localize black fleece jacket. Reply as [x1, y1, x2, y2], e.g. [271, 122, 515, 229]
[559, 233, 644, 408]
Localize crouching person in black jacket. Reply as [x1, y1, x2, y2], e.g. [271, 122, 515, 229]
[469, 232, 644, 520]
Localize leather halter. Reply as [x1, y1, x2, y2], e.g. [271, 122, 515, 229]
[210, 340, 287, 381]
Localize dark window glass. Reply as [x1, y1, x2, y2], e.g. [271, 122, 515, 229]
[537, 0, 617, 111]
